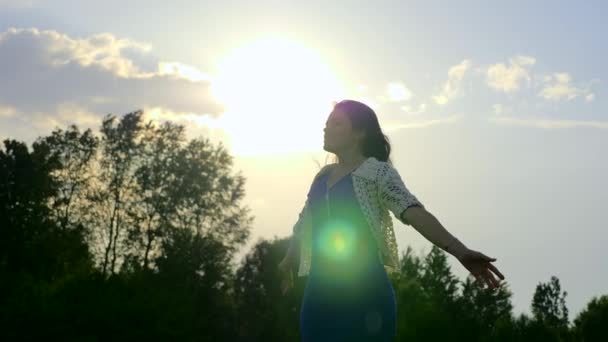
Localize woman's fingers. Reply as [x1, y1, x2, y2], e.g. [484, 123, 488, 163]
[487, 262, 505, 280]
[480, 258, 505, 289]
[479, 273, 495, 289]
[485, 270, 500, 289]
[483, 253, 496, 262]
[473, 268, 500, 290]
[469, 250, 504, 289]
[481, 272, 493, 289]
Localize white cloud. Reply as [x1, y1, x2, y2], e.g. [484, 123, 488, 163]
[157, 62, 213, 82]
[488, 115, 608, 129]
[0, 0, 38, 8]
[30, 102, 102, 131]
[486, 55, 536, 92]
[382, 115, 463, 131]
[539, 73, 590, 101]
[432, 60, 471, 105]
[0, 102, 104, 142]
[493, 104, 504, 115]
[141, 107, 230, 147]
[355, 84, 368, 93]
[0, 104, 17, 118]
[0, 27, 224, 137]
[0, 28, 152, 78]
[386, 82, 412, 102]
[400, 103, 427, 115]
[0, 27, 213, 82]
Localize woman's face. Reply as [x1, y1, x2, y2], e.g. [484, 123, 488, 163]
[323, 109, 364, 154]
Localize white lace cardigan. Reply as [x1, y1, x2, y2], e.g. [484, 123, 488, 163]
[292, 156, 425, 277]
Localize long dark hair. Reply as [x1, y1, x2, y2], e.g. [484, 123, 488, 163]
[324, 99, 392, 166]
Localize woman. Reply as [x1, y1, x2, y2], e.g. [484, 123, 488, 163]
[278, 100, 505, 341]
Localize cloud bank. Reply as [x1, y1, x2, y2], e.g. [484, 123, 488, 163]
[0, 27, 224, 138]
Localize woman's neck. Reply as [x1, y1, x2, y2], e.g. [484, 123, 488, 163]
[336, 152, 367, 170]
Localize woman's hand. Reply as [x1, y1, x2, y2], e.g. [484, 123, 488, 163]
[457, 248, 505, 290]
[277, 257, 294, 296]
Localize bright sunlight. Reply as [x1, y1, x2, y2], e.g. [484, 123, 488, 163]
[211, 36, 346, 157]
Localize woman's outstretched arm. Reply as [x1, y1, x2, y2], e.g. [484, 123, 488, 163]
[403, 205, 505, 289]
[402, 205, 468, 259]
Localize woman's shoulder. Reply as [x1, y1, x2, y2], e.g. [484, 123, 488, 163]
[311, 157, 390, 182]
[352, 156, 386, 181]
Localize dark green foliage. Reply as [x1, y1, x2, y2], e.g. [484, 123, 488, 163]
[0, 111, 605, 341]
[573, 295, 608, 341]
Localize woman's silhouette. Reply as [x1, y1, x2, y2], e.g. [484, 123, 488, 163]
[278, 99, 505, 341]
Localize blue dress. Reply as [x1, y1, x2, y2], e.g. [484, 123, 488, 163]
[299, 168, 397, 341]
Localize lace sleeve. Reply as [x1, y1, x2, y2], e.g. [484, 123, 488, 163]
[379, 162, 424, 226]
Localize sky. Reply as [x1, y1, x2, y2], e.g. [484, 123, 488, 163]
[1, 0, 607, 320]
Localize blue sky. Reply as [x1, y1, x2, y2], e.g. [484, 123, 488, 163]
[1, 0, 607, 320]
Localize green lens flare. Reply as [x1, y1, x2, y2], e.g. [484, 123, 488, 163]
[333, 234, 345, 251]
[316, 219, 358, 262]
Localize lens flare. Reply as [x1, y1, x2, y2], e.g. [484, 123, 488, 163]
[316, 219, 358, 262]
[333, 234, 345, 252]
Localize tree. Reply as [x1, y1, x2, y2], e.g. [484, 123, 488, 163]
[126, 120, 186, 270]
[530, 275, 571, 341]
[420, 245, 460, 303]
[129, 132, 253, 273]
[0, 139, 92, 340]
[165, 137, 251, 256]
[573, 294, 608, 341]
[153, 228, 238, 341]
[394, 245, 462, 340]
[457, 273, 514, 342]
[233, 237, 301, 341]
[399, 245, 424, 281]
[83, 110, 145, 276]
[0, 139, 91, 280]
[532, 276, 569, 328]
[38, 125, 98, 232]
[394, 246, 433, 341]
[0, 109, 258, 340]
[78, 111, 253, 275]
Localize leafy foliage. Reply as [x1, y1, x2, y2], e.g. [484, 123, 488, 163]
[0, 111, 605, 340]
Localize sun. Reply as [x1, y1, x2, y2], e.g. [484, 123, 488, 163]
[210, 36, 346, 157]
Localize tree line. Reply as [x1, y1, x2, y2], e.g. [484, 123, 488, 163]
[0, 110, 606, 341]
